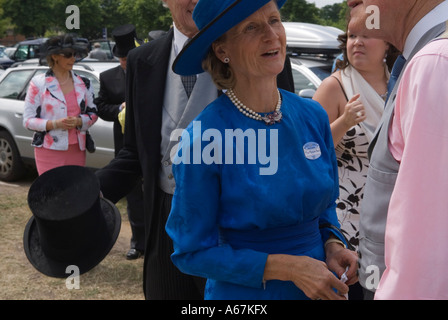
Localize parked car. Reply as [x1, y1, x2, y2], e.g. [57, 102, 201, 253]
[0, 50, 15, 69]
[11, 38, 48, 62]
[289, 58, 322, 98]
[284, 22, 344, 97]
[4, 47, 17, 59]
[0, 61, 119, 181]
[89, 39, 117, 61]
[284, 22, 343, 55]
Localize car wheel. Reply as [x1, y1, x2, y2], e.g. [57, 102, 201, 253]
[0, 130, 25, 181]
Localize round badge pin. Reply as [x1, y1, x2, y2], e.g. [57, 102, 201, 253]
[303, 142, 321, 160]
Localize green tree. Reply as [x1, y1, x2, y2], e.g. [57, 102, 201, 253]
[2, 0, 52, 37]
[100, 0, 133, 39]
[320, 1, 349, 30]
[50, 0, 103, 39]
[0, 0, 351, 43]
[117, 0, 172, 40]
[280, 0, 321, 24]
[0, 0, 11, 38]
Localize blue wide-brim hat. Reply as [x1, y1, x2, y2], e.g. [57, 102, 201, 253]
[173, 0, 287, 76]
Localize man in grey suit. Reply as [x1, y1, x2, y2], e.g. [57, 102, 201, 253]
[348, 0, 448, 299]
[96, 0, 294, 300]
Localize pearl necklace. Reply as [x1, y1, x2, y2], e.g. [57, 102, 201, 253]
[226, 88, 282, 125]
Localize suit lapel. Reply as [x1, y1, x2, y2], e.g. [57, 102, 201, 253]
[45, 70, 66, 104]
[129, 29, 174, 154]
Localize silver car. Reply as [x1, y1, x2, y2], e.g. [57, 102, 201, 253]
[0, 61, 119, 181]
[284, 22, 344, 98]
[290, 58, 323, 98]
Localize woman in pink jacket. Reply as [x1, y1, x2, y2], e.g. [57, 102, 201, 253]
[23, 35, 98, 175]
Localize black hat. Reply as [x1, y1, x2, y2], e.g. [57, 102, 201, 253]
[40, 35, 88, 64]
[112, 24, 140, 58]
[148, 30, 167, 41]
[23, 166, 121, 278]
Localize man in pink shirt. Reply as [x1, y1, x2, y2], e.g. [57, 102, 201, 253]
[349, 0, 448, 299]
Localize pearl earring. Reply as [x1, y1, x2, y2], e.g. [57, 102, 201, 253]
[223, 57, 230, 64]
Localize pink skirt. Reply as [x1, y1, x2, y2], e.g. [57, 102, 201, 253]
[35, 143, 86, 175]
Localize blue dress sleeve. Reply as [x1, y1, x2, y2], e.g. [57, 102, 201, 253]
[317, 110, 347, 247]
[165, 127, 269, 289]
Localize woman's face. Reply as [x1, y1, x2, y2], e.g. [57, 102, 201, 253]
[214, 1, 286, 85]
[52, 49, 76, 72]
[346, 29, 389, 71]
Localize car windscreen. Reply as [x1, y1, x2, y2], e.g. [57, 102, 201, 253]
[0, 70, 35, 99]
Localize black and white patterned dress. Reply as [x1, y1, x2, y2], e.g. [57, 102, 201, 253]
[336, 65, 389, 252]
[335, 124, 369, 251]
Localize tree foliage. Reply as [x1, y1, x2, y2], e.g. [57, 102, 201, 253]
[280, 0, 321, 24]
[0, 0, 347, 41]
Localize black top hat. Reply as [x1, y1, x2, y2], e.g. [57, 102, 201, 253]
[23, 166, 121, 278]
[111, 24, 140, 58]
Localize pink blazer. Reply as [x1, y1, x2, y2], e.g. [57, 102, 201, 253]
[23, 69, 98, 151]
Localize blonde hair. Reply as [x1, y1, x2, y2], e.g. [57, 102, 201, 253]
[201, 35, 236, 90]
[47, 55, 56, 68]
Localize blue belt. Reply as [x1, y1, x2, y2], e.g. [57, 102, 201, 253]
[220, 218, 322, 255]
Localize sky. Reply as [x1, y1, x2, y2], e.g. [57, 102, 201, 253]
[306, 0, 344, 8]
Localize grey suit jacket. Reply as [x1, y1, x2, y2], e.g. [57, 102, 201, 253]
[358, 21, 447, 293]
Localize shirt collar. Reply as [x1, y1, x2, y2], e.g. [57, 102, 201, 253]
[403, 1, 448, 59]
[173, 22, 190, 57]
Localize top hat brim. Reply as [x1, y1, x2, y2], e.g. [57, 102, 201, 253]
[173, 0, 287, 76]
[112, 39, 142, 58]
[112, 44, 127, 58]
[23, 197, 121, 278]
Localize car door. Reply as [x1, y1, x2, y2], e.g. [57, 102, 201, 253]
[290, 63, 321, 98]
[0, 68, 38, 160]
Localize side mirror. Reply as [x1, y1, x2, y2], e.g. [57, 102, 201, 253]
[298, 89, 316, 99]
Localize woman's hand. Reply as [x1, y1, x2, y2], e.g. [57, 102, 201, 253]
[342, 93, 366, 128]
[58, 116, 81, 130]
[264, 254, 349, 300]
[325, 242, 358, 286]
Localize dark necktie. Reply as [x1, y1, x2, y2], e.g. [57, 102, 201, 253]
[180, 39, 196, 98]
[386, 55, 406, 103]
[181, 73, 196, 98]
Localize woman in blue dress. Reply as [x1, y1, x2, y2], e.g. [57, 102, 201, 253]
[166, 0, 358, 300]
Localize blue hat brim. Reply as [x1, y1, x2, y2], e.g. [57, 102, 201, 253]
[173, 0, 287, 76]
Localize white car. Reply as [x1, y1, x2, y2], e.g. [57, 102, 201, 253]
[0, 61, 119, 181]
[284, 22, 343, 54]
[290, 57, 323, 98]
[283, 22, 344, 98]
